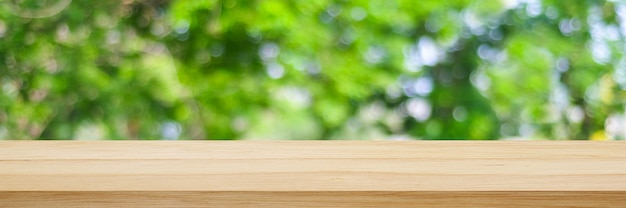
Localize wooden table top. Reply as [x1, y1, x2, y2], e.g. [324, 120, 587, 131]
[2, 141, 626, 207]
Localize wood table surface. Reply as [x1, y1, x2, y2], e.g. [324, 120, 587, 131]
[1, 141, 626, 207]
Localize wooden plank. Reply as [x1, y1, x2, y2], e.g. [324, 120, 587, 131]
[3, 141, 626, 160]
[2, 192, 625, 208]
[1, 141, 626, 207]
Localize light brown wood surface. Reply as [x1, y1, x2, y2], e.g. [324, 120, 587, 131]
[1, 141, 626, 207]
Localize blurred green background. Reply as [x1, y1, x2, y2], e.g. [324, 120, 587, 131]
[1, 0, 626, 140]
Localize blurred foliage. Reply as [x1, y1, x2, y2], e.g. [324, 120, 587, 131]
[1, 0, 626, 140]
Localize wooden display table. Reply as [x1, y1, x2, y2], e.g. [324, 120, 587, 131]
[2, 141, 626, 207]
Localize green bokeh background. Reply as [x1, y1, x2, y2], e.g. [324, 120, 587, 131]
[1, 0, 625, 140]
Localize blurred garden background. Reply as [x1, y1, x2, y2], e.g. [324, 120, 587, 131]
[1, 0, 626, 140]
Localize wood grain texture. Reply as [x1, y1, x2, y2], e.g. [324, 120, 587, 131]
[1, 141, 626, 207]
